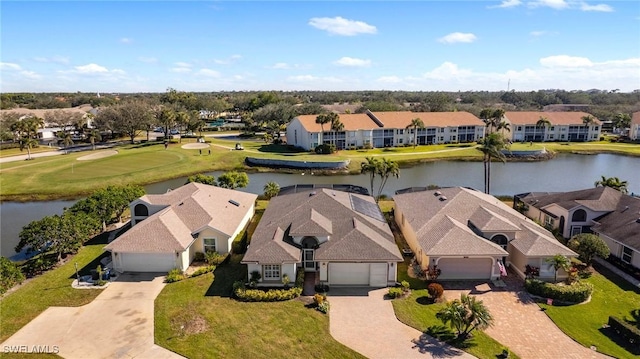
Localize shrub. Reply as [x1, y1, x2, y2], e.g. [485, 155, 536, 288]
[401, 280, 410, 292]
[0, 257, 25, 295]
[190, 265, 215, 278]
[388, 287, 404, 299]
[524, 279, 593, 303]
[314, 143, 336, 154]
[317, 301, 330, 314]
[234, 286, 303, 302]
[231, 227, 249, 254]
[22, 255, 56, 277]
[427, 283, 444, 301]
[194, 252, 205, 262]
[608, 316, 640, 351]
[314, 293, 326, 306]
[295, 268, 305, 288]
[166, 268, 185, 283]
[282, 274, 290, 288]
[95, 279, 108, 287]
[205, 251, 227, 265]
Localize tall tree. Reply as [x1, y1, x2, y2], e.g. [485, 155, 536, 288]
[582, 115, 596, 129]
[478, 132, 508, 194]
[536, 116, 551, 142]
[594, 175, 628, 194]
[613, 113, 631, 131]
[375, 158, 400, 201]
[57, 131, 74, 154]
[479, 108, 505, 134]
[154, 106, 176, 139]
[315, 113, 332, 143]
[175, 111, 190, 143]
[10, 116, 41, 160]
[329, 114, 344, 149]
[436, 294, 494, 340]
[186, 174, 216, 185]
[263, 181, 280, 200]
[217, 171, 249, 189]
[87, 129, 101, 151]
[360, 157, 380, 199]
[545, 254, 570, 283]
[568, 233, 610, 266]
[406, 118, 425, 149]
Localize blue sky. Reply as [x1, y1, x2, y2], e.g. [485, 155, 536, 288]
[1, 1, 639, 93]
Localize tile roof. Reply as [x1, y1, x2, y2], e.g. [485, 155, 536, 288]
[394, 187, 575, 257]
[105, 183, 257, 253]
[294, 111, 484, 132]
[242, 189, 402, 263]
[504, 111, 600, 126]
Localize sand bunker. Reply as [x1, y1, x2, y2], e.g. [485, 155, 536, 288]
[181, 143, 210, 149]
[77, 150, 118, 161]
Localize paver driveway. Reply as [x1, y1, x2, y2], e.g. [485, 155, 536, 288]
[329, 288, 475, 359]
[1, 273, 184, 359]
[446, 279, 610, 359]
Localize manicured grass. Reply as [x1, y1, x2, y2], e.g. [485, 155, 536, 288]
[0, 244, 106, 343]
[538, 266, 640, 359]
[544, 141, 640, 156]
[392, 290, 519, 359]
[154, 261, 364, 359]
[0, 146, 57, 157]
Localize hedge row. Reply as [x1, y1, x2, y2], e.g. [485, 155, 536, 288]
[608, 316, 640, 351]
[524, 279, 593, 303]
[234, 285, 303, 302]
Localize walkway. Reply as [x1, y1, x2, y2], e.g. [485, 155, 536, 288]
[0, 273, 184, 359]
[330, 287, 475, 359]
[445, 275, 609, 359]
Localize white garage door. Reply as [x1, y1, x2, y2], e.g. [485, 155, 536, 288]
[369, 263, 388, 287]
[119, 253, 177, 273]
[329, 263, 370, 285]
[437, 258, 493, 280]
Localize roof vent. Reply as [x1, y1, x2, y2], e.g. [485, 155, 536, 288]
[179, 202, 184, 206]
[636, 218, 640, 224]
[439, 196, 448, 202]
[621, 206, 629, 213]
[434, 191, 442, 196]
[309, 191, 317, 197]
[228, 199, 239, 207]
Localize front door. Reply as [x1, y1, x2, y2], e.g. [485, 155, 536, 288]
[303, 249, 315, 272]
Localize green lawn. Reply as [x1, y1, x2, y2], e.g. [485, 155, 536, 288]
[154, 259, 364, 359]
[544, 141, 640, 156]
[0, 146, 57, 158]
[538, 265, 640, 359]
[0, 244, 106, 343]
[392, 290, 518, 359]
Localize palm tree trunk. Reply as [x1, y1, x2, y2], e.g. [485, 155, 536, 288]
[414, 127, 417, 149]
[487, 157, 492, 194]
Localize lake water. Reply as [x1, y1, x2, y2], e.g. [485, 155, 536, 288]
[2, 153, 638, 258]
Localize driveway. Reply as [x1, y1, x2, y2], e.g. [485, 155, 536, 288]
[1, 273, 184, 359]
[329, 288, 475, 359]
[446, 279, 609, 359]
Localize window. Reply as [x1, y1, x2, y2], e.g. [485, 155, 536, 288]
[517, 126, 522, 131]
[294, 130, 298, 143]
[622, 246, 633, 264]
[204, 238, 216, 252]
[134, 204, 148, 217]
[572, 209, 587, 222]
[571, 226, 582, 236]
[398, 138, 403, 144]
[263, 264, 281, 280]
[544, 215, 554, 229]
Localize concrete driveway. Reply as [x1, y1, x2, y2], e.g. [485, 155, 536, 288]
[1, 273, 184, 359]
[329, 288, 475, 359]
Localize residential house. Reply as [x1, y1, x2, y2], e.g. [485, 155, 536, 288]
[394, 187, 576, 281]
[105, 183, 257, 273]
[286, 111, 485, 151]
[242, 189, 402, 287]
[503, 111, 601, 142]
[631, 111, 640, 140]
[515, 187, 640, 270]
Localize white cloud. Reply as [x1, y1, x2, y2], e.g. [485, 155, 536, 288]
[333, 57, 371, 67]
[376, 76, 403, 83]
[528, 0, 570, 9]
[287, 75, 343, 83]
[111, 69, 126, 75]
[75, 64, 109, 73]
[214, 54, 242, 65]
[269, 62, 291, 70]
[308, 16, 377, 36]
[438, 32, 477, 44]
[20, 71, 42, 80]
[171, 62, 192, 73]
[174, 62, 192, 68]
[579, 2, 613, 12]
[0, 62, 22, 71]
[138, 57, 158, 64]
[33, 56, 70, 64]
[490, 0, 522, 8]
[120, 37, 133, 44]
[540, 55, 593, 67]
[198, 68, 221, 77]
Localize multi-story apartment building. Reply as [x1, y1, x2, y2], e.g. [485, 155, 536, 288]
[503, 111, 601, 142]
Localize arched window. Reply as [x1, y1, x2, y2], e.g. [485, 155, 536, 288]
[301, 236, 319, 249]
[134, 204, 149, 217]
[572, 209, 587, 222]
[490, 234, 509, 251]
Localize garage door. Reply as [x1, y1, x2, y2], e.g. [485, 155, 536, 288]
[119, 253, 177, 272]
[329, 263, 369, 285]
[369, 263, 388, 287]
[437, 257, 493, 280]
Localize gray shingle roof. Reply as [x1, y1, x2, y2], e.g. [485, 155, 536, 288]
[394, 187, 575, 257]
[105, 183, 257, 253]
[242, 189, 402, 263]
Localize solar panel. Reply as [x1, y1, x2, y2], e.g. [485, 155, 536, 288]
[350, 195, 386, 222]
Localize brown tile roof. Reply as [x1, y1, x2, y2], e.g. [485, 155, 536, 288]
[504, 111, 600, 126]
[243, 189, 402, 263]
[105, 183, 257, 253]
[591, 195, 640, 250]
[294, 111, 483, 132]
[394, 187, 575, 257]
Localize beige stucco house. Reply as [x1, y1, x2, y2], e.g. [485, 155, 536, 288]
[394, 187, 576, 281]
[105, 183, 257, 273]
[503, 111, 601, 142]
[242, 188, 402, 287]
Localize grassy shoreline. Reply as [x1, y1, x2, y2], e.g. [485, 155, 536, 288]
[1, 139, 638, 202]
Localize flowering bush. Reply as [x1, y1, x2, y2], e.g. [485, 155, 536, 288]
[525, 265, 540, 279]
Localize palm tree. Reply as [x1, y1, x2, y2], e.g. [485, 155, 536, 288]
[479, 108, 505, 134]
[582, 115, 596, 128]
[545, 254, 570, 283]
[330, 116, 344, 149]
[315, 113, 332, 144]
[436, 294, 493, 340]
[536, 116, 551, 142]
[594, 175, 629, 194]
[175, 111, 190, 143]
[57, 131, 74, 154]
[360, 157, 380, 198]
[11, 117, 41, 160]
[263, 181, 280, 200]
[87, 129, 102, 151]
[478, 132, 508, 194]
[406, 118, 425, 149]
[375, 158, 400, 201]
